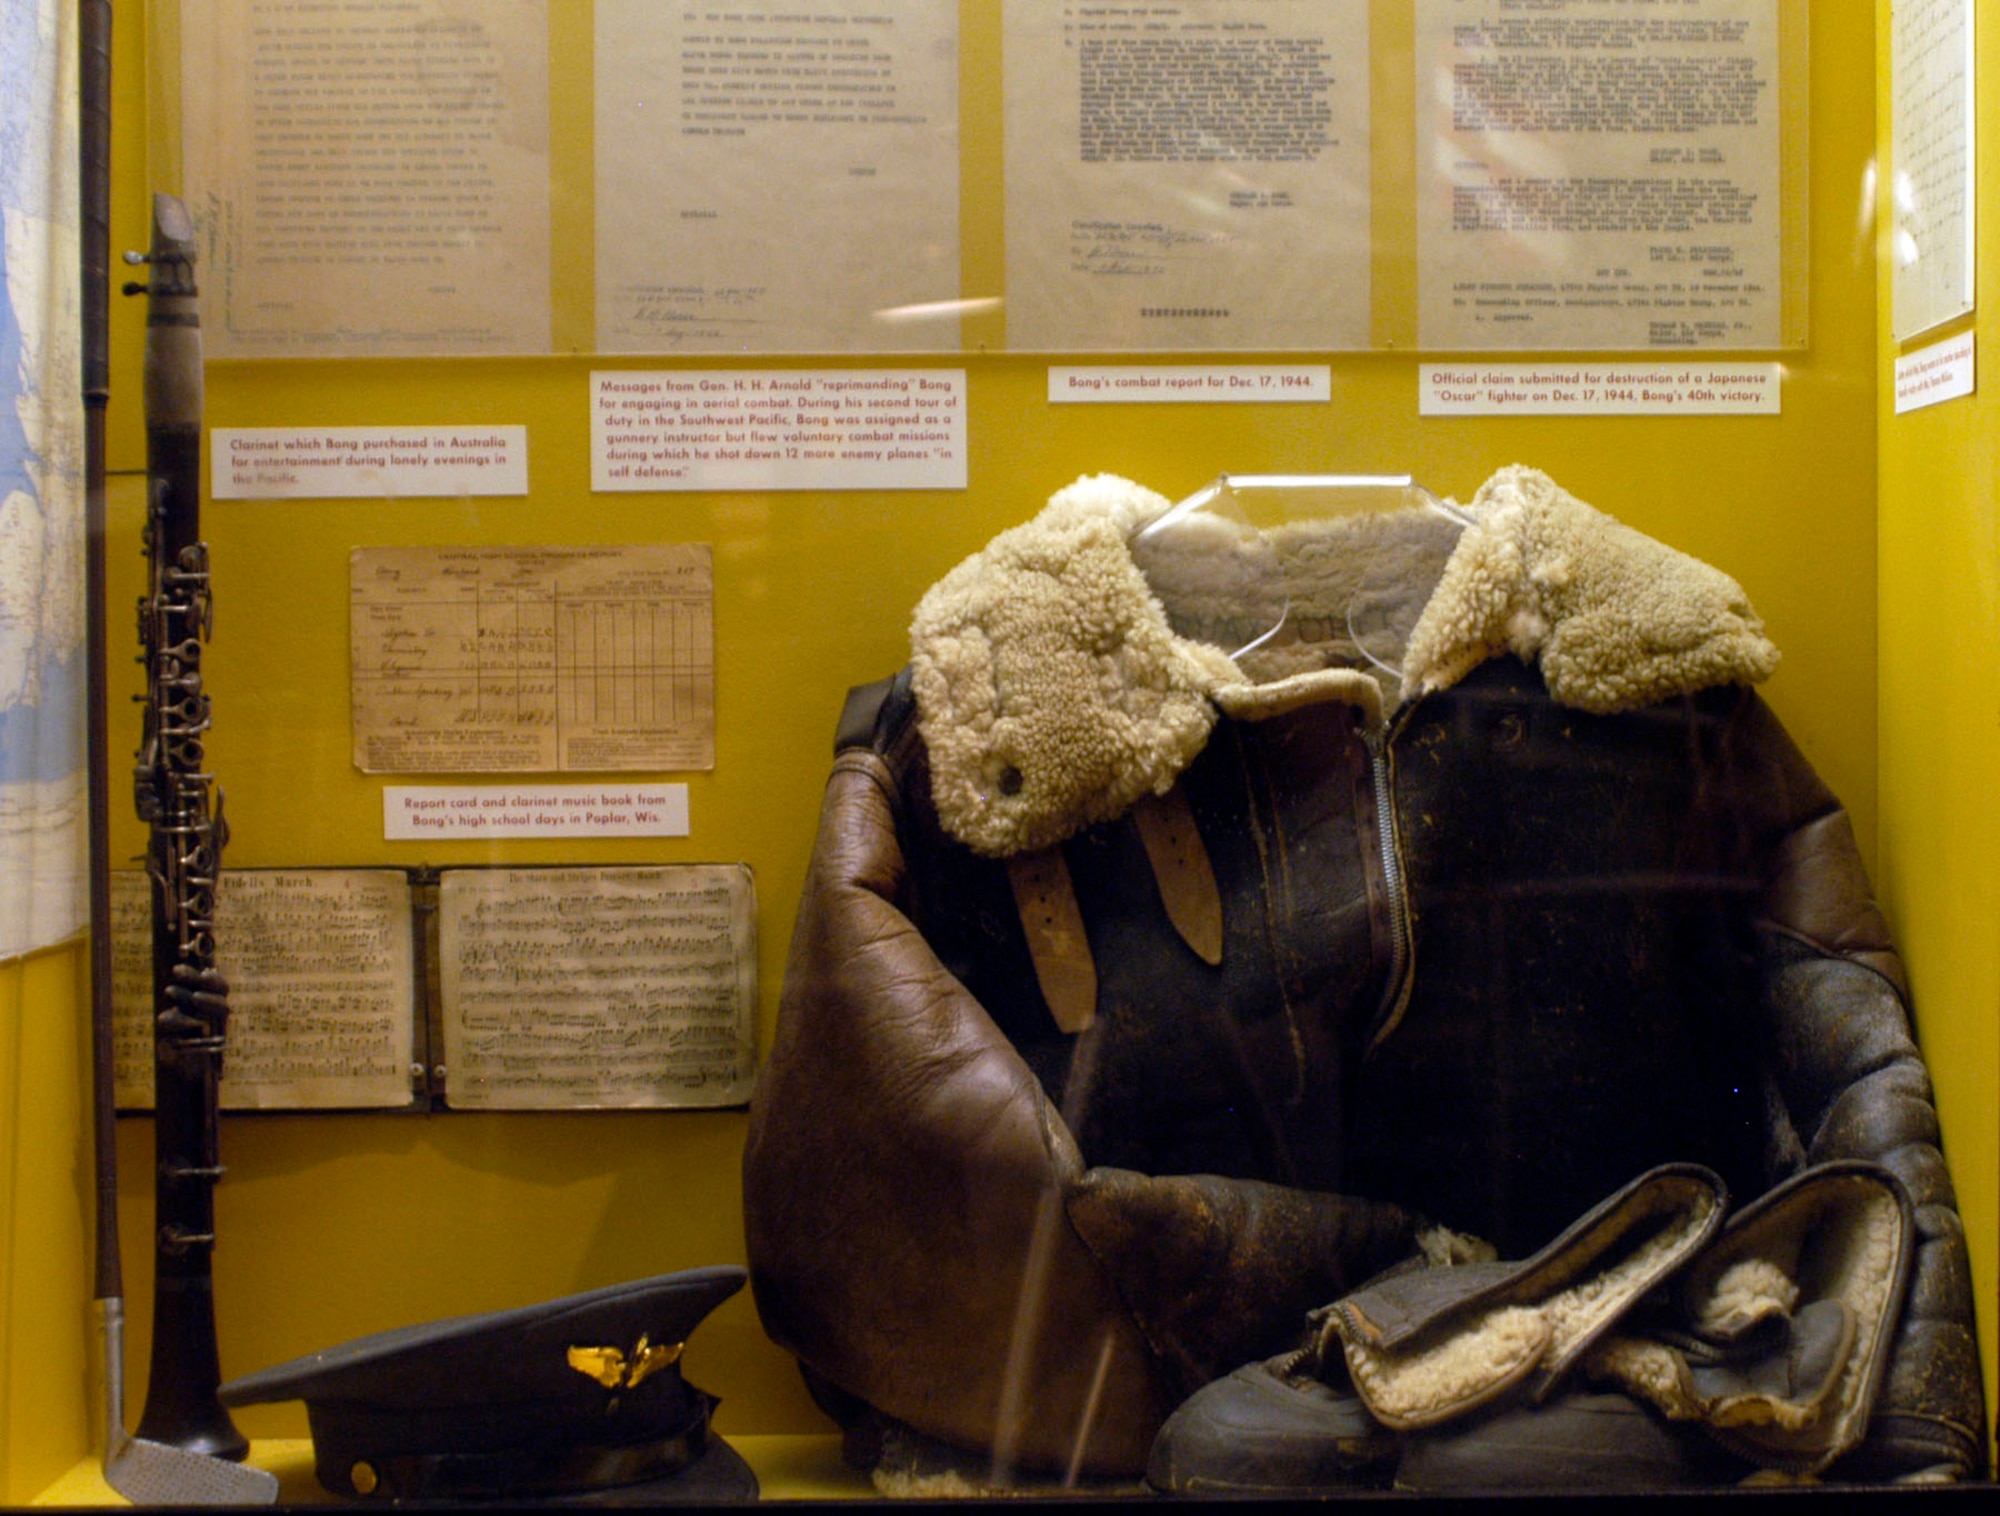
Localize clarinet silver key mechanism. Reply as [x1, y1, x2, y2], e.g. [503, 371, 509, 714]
[119, 191, 273, 1496]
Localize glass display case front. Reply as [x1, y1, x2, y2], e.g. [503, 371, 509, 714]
[0, 0, 1993, 1506]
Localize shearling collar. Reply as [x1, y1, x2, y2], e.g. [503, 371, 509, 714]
[910, 468, 1779, 859]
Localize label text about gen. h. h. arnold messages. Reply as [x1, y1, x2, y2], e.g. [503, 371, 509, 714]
[592, 369, 967, 491]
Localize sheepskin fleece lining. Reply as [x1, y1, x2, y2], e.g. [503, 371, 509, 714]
[1339, 1187, 1719, 1429]
[1695, 1177, 1904, 1462]
[1585, 1175, 1907, 1472]
[1698, 1258, 1801, 1338]
[1128, 501, 1466, 706]
[909, 475, 1238, 859]
[1417, 1225, 1499, 1269]
[1405, 465, 1780, 713]
[1583, 1324, 1848, 1438]
[1536, 1192, 1721, 1373]
[1343, 1306, 1549, 1432]
[911, 468, 1779, 857]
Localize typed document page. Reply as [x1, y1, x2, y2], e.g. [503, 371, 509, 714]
[181, 0, 553, 357]
[1417, 0, 1782, 351]
[1890, 0, 1975, 340]
[1003, 0, 1372, 352]
[595, 1, 959, 352]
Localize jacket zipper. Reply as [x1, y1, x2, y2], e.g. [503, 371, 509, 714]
[1365, 720, 1416, 1052]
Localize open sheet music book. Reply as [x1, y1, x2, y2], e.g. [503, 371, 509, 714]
[112, 864, 757, 1111]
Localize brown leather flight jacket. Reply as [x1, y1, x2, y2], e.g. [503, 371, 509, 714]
[742, 475, 1987, 1481]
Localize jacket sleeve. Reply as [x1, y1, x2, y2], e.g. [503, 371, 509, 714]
[1735, 694, 1989, 1482]
[741, 749, 1171, 1475]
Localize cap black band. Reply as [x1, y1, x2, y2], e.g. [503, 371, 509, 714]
[330, 1393, 713, 1501]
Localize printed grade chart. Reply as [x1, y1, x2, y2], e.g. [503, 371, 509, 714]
[350, 544, 716, 774]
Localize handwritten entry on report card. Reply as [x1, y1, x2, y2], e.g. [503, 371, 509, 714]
[351, 544, 714, 774]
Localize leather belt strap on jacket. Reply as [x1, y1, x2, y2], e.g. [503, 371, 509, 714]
[1008, 783, 1224, 1032]
[1131, 788, 1224, 966]
[1006, 847, 1097, 1033]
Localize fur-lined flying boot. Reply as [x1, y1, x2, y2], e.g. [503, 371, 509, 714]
[1584, 1161, 1917, 1480]
[1148, 1165, 1728, 1495]
[1324, 1165, 1729, 1435]
[1144, 1339, 1400, 1496]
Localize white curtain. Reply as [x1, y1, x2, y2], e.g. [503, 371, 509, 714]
[0, 0, 84, 959]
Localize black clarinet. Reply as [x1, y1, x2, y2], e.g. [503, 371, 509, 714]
[124, 192, 249, 1462]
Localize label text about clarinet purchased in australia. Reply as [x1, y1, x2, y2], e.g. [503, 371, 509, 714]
[214, 426, 528, 498]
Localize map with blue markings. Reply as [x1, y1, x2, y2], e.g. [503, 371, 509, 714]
[0, 0, 85, 957]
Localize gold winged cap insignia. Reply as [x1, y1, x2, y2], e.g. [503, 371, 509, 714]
[566, 1334, 684, 1389]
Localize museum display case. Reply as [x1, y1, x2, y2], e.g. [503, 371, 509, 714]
[1, 0, 1994, 1505]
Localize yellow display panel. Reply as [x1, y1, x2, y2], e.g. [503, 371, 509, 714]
[1874, 0, 2000, 1453]
[2, 0, 1992, 1495]
[106, 0, 1892, 1448]
[0, 946, 89, 1503]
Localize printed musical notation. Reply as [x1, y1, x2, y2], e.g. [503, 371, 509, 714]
[112, 864, 758, 1112]
[439, 866, 756, 1110]
[111, 869, 416, 1110]
[350, 544, 715, 774]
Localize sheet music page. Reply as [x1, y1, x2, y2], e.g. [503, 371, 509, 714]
[1890, 0, 1975, 340]
[1416, 0, 1782, 350]
[437, 866, 757, 1110]
[112, 869, 416, 1110]
[350, 544, 715, 774]
[181, 0, 552, 357]
[594, 0, 959, 352]
[1003, 0, 1371, 352]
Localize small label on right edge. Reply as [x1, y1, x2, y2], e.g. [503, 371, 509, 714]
[1894, 332, 1975, 414]
[1421, 363, 1782, 415]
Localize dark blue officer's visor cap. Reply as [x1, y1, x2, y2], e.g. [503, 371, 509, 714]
[220, 1266, 755, 1503]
